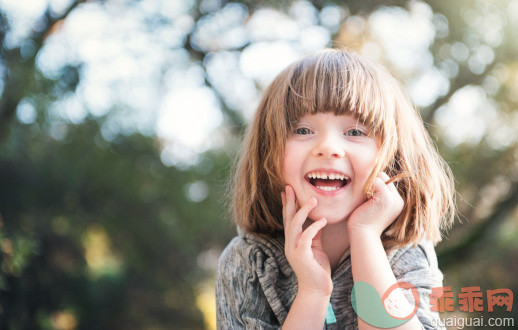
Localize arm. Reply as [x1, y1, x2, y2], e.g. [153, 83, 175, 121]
[282, 291, 331, 329]
[349, 229, 424, 329]
[391, 242, 445, 329]
[281, 185, 332, 329]
[347, 172, 424, 330]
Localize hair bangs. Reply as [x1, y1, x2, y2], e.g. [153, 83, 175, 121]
[283, 51, 390, 138]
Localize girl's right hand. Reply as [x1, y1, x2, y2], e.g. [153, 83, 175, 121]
[281, 185, 333, 297]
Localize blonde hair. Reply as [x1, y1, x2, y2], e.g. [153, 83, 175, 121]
[229, 48, 455, 249]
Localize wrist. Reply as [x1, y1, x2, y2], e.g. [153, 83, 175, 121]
[297, 285, 333, 299]
[347, 223, 382, 238]
[283, 289, 331, 329]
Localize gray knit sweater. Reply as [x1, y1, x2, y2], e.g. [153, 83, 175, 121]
[215, 230, 444, 329]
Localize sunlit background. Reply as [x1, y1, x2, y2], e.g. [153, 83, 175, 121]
[1, 0, 517, 329]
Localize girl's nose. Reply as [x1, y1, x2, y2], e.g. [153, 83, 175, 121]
[312, 135, 345, 158]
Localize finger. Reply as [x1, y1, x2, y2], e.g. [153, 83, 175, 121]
[385, 173, 407, 195]
[372, 177, 391, 202]
[387, 181, 399, 195]
[287, 196, 317, 245]
[281, 191, 287, 229]
[311, 218, 325, 250]
[291, 196, 317, 231]
[299, 218, 327, 249]
[380, 172, 390, 182]
[284, 186, 300, 250]
[285, 186, 297, 225]
[381, 172, 399, 195]
[377, 176, 405, 218]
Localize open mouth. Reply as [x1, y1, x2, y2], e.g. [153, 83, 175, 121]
[305, 171, 350, 192]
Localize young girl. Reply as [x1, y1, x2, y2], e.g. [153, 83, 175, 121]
[216, 49, 455, 329]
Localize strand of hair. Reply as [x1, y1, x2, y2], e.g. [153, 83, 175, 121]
[385, 172, 409, 185]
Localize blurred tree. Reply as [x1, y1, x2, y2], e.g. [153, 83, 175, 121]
[1, 0, 517, 328]
[1, 2, 233, 328]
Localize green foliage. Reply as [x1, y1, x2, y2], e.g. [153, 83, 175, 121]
[1, 0, 518, 328]
[0, 116, 236, 328]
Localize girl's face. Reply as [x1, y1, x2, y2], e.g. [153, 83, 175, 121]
[282, 112, 379, 225]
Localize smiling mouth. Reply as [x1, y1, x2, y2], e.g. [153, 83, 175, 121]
[305, 172, 350, 192]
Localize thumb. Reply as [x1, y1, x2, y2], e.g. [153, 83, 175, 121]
[312, 225, 325, 250]
[300, 218, 327, 249]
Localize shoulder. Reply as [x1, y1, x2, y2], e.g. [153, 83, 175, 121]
[216, 233, 291, 279]
[215, 233, 295, 328]
[387, 240, 438, 268]
[387, 241, 445, 329]
[387, 240, 443, 285]
[215, 236, 252, 282]
[217, 236, 253, 267]
[217, 233, 284, 266]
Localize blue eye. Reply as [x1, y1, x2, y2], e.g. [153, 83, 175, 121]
[345, 129, 364, 137]
[294, 127, 312, 135]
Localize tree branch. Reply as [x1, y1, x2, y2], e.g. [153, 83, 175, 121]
[0, 0, 88, 144]
[424, 61, 498, 125]
[438, 181, 518, 268]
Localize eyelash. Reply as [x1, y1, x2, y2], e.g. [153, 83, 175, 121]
[293, 128, 366, 136]
[294, 127, 312, 135]
[345, 129, 365, 137]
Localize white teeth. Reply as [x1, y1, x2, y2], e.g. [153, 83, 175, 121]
[316, 186, 340, 192]
[307, 172, 349, 181]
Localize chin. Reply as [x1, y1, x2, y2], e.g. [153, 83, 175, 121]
[308, 209, 348, 225]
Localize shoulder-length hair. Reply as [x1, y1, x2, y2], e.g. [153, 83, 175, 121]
[229, 48, 455, 249]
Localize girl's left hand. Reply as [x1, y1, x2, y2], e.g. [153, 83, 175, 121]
[347, 172, 404, 237]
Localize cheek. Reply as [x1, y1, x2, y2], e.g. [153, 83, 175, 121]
[282, 159, 297, 185]
[356, 155, 377, 175]
[361, 146, 379, 172]
[353, 147, 379, 190]
[282, 143, 301, 175]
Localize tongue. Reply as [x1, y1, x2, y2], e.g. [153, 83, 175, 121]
[312, 179, 344, 188]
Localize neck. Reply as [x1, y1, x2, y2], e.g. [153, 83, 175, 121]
[302, 219, 350, 273]
[322, 221, 350, 273]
